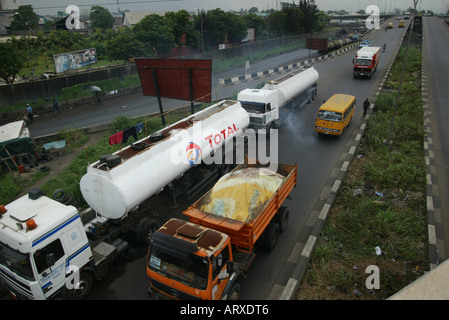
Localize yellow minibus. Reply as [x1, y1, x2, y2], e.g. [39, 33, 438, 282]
[315, 94, 356, 136]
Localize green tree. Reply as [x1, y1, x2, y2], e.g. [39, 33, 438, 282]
[299, 0, 320, 33]
[106, 29, 144, 62]
[283, 7, 303, 35]
[226, 11, 248, 43]
[202, 9, 247, 47]
[0, 42, 25, 84]
[133, 14, 175, 58]
[165, 10, 200, 51]
[315, 11, 331, 31]
[90, 6, 115, 30]
[267, 10, 286, 37]
[242, 13, 267, 40]
[45, 30, 87, 52]
[10, 5, 39, 31]
[43, 19, 55, 33]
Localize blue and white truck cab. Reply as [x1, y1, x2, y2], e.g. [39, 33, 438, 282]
[0, 189, 93, 300]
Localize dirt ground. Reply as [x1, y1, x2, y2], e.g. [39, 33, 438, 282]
[14, 130, 107, 199]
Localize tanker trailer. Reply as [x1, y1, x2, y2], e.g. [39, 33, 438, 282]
[237, 66, 318, 131]
[80, 100, 250, 220]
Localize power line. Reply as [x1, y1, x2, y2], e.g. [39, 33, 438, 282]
[31, 0, 181, 11]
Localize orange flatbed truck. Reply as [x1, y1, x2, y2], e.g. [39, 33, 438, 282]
[146, 161, 297, 300]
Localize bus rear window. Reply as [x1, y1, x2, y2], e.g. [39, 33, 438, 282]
[317, 110, 342, 122]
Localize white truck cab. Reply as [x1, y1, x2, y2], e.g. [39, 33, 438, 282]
[0, 189, 92, 300]
[238, 89, 280, 130]
[237, 67, 319, 131]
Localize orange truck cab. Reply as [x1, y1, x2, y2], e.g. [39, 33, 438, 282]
[147, 162, 297, 300]
[147, 219, 241, 300]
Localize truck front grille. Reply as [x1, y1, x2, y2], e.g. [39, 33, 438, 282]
[151, 279, 201, 300]
[0, 269, 34, 300]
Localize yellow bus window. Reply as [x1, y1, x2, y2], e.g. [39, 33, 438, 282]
[317, 110, 342, 122]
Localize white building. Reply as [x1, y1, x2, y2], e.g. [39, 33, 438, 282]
[122, 11, 167, 27]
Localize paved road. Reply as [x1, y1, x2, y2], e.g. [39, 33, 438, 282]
[423, 17, 449, 262]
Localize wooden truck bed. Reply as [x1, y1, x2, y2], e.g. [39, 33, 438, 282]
[183, 161, 297, 253]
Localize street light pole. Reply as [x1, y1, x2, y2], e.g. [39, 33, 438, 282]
[195, 8, 204, 52]
[15, 12, 35, 81]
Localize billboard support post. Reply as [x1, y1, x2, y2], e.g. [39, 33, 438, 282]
[189, 68, 195, 115]
[151, 67, 166, 127]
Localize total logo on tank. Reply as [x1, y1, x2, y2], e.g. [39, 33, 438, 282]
[203, 123, 240, 148]
[186, 142, 202, 165]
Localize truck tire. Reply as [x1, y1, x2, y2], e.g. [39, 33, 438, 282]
[276, 207, 289, 232]
[137, 217, 161, 245]
[53, 189, 78, 207]
[227, 283, 240, 300]
[262, 223, 280, 251]
[67, 271, 93, 300]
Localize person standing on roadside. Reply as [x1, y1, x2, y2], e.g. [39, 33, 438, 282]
[53, 99, 60, 116]
[363, 98, 370, 118]
[26, 104, 33, 122]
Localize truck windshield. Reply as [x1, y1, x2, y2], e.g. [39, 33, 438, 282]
[240, 101, 266, 114]
[0, 242, 34, 281]
[317, 110, 342, 122]
[355, 59, 372, 66]
[149, 247, 209, 290]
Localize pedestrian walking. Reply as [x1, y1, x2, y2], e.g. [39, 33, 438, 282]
[363, 98, 370, 118]
[90, 86, 102, 105]
[26, 104, 33, 122]
[53, 99, 60, 116]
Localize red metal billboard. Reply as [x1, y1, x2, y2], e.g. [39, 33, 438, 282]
[135, 58, 212, 103]
[306, 38, 328, 52]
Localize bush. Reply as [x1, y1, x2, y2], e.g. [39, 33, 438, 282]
[375, 91, 395, 113]
[0, 174, 21, 204]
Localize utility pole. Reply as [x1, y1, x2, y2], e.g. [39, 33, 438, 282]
[195, 8, 204, 52]
[15, 12, 35, 81]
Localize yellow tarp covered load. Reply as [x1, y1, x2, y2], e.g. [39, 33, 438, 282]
[200, 167, 285, 223]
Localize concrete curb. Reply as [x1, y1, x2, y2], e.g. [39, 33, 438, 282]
[422, 21, 440, 269]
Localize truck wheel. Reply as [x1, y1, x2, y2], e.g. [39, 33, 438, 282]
[67, 272, 93, 300]
[276, 207, 289, 232]
[138, 217, 161, 245]
[227, 283, 240, 300]
[262, 223, 280, 251]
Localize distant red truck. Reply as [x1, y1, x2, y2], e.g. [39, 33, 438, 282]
[353, 46, 380, 79]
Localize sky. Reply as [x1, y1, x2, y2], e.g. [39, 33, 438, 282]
[22, 0, 448, 16]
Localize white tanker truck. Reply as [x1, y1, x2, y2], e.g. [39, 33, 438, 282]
[0, 67, 318, 300]
[237, 66, 319, 131]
